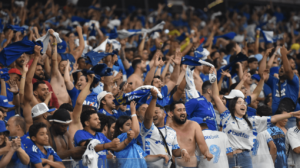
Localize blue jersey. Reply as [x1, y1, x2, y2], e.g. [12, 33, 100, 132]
[0, 83, 15, 120]
[98, 108, 120, 119]
[146, 85, 169, 106]
[26, 142, 62, 168]
[68, 87, 98, 109]
[185, 96, 217, 130]
[267, 125, 287, 168]
[74, 130, 111, 162]
[266, 74, 299, 114]
[114, 133, 147, 168]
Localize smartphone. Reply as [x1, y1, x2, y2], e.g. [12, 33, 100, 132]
[10, 136, 17, 141]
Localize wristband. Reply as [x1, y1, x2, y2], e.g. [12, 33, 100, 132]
[131, 114, 137, 117]
[13, 92, 19, 95]
[256, 35, 260, 38]
[52, 43, 57, 46]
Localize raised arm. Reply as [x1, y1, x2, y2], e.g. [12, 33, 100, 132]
[173, 74, 186, 101]
[73, 74, 93, 126]
[161, 59, 171, 82]
[64, 60, 75, 90]
[166, 48, 181, 94]
[281, 46, 294, 80]
[250, 73, 266, 102]
[271, 110, 300, 123]
[144, 53, 159, 85]
[235, 71, 249, 90]
[212, 68, 227, 113]
[259, 48, 272, 76]
[254, 29, 260, 54]
[138, 33, 147, 57]
[119, 39, 131, 70]
[143, 89, 158, 129]
[130, 101, 139, 138]
[50, 31, 61, 79]
[71, 26, 85, 61]
[24, 46, 41, 105]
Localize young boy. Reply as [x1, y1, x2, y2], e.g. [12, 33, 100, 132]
[26, 122, 65, 168]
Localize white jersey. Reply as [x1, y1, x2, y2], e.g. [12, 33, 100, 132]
[252, 130, 275, 168]
[140, 123, 180, 167]
[221, 110, 271, 151]
[196, 130, 232, 168]
[286, 126, 300, 168]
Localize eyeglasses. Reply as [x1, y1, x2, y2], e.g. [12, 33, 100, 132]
[236, 101, 247, 106]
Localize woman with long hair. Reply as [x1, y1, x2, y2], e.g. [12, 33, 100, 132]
[112, 101, 168, 168]
[211, 68, 300, 168]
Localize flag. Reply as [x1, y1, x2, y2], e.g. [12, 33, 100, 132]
[85, 51, 114, 66]
[0, 39, 43, 66]
[91, 63, 113, 76]
[36, 30, 62, 54]
[181, 55, 214, 67]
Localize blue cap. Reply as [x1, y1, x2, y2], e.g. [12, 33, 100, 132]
[57, 40, 67, 53]
[189, 117, 205, 124]
[0, 120, 9, 135]
[254, 54, 263, 62]
[251, 74, 261, 81]
[0, 95, 14, 108]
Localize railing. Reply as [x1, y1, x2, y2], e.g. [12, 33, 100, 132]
[8, 154, 297, 168]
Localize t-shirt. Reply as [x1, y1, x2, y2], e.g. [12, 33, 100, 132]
[251, 130, 275, 168]
[185, 96, 218, 130]
[26, 143, 62, 168]
[140, 123, 180, 168]
[197, 130, 232, 168]
[74, 130, 111, 162]
[266, 74, 299, 114]
[114, 133, 148, 168]
[0, 143, 27, 167]
[221, 110, 271, 151]
[68, 87, 98, 109]
[0, 83, 15, 120]
[146, 85, 169, 107]
[267, 125, 287, 168]
[286, 126, 300, 167]
[98, 108, 120, 119]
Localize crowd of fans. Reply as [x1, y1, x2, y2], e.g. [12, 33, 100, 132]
[0, 0, 300, 167]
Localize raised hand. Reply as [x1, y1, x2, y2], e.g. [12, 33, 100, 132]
[172, 47, 182, 65]
[150, 88, 158, 99]
[34, 45, 42, 56]
[221, 70, 231, 78]
[127, 130, 135, 141]
[130, 101, 137, 114]
[87, 74, 95, 83]
[280, 45, 288, 56]
[22, 62, 29, 73]
[12, 137, 21, 151]
[7, 80, 19, 94]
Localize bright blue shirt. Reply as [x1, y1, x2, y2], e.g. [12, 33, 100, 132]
[98, 108, 120, 119]
[0, 83, 16, 121]
[0, 143, 27, 167]
[267, 125, 287, 168]
[114, 133, 147, 168]
[67, 87, 98, 109]
[146, 85, 169, 106]
[26, 142, 62, 168]
[185, 96, 217, 130]
[266, 74, 299, 114]
[74, 130, 111, 167]
[125, 66, 134, 78]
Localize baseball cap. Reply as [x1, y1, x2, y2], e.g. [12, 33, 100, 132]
[189, 117, 205, 125]
[251, 74, 261, 82]
[8, 68, 21, 76]
[0, 95, 14, 108]
[0, 120, 9, 135]
[47, 109, 72, 124]
[57, 40, 67, 53]
[31, 103, 55, 118]
[224, 89, 245, 99]
[97, 91, 113, 108]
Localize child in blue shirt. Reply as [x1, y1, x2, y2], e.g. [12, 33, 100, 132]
[26, 122, 64, 168]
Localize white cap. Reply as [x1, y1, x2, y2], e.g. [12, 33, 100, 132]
[97, 91, 113, 109]
[31, 103, 54, 118]
[224, 89, 245, 99]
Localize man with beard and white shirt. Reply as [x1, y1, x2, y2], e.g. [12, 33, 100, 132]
[33, 63, 59, 108]
[168, 101, 213, 166]
[191, 117, 232, 168]
[140, 89, 190, 168]
[286, 118, 300, 168]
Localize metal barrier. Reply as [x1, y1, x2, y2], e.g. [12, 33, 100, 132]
[8, 154, 289, 168]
